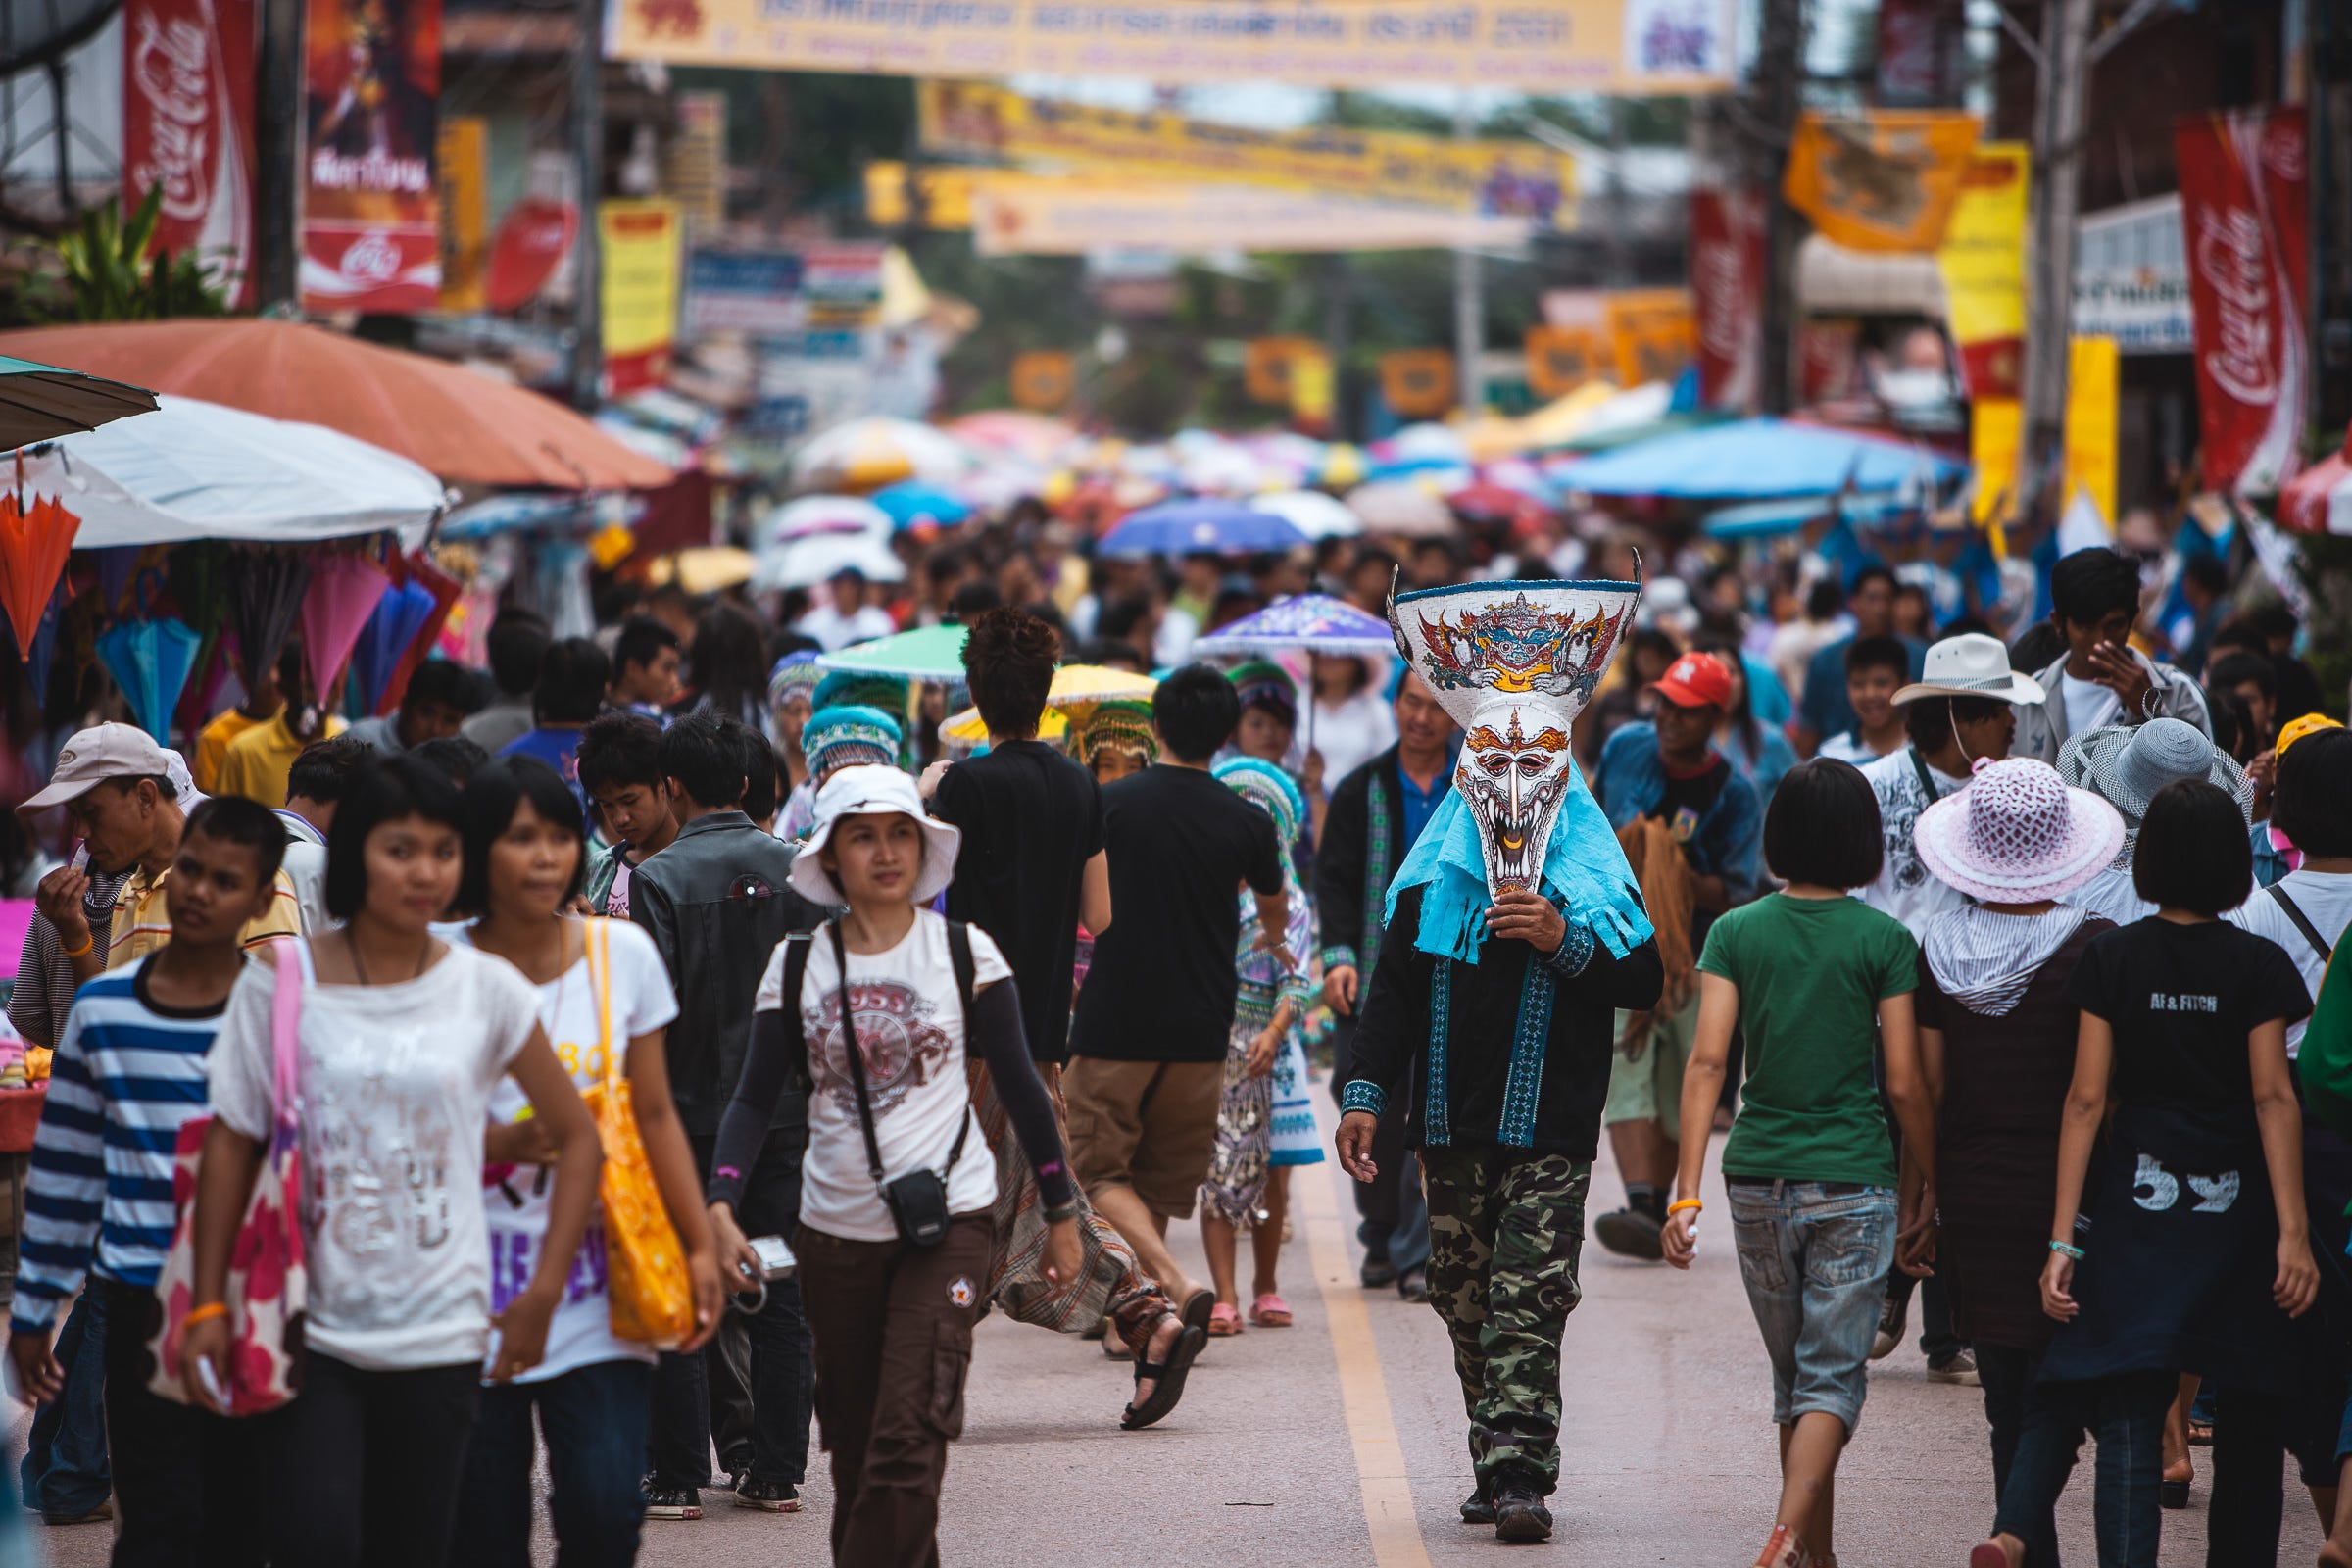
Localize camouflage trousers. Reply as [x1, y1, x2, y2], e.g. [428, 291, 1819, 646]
[1420, 1145, 1592, 1494]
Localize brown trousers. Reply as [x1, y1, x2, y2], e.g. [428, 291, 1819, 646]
[797, 1214, 994, 1568]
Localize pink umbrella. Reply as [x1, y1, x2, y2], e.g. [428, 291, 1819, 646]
[300, 553, 392, 700]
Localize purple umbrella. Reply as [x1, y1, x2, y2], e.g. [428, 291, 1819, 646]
[1098, 499, 1309, 559]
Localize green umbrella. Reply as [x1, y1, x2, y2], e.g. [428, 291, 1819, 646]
[813, 624, 969, 680]
[0, 354, 158, 452]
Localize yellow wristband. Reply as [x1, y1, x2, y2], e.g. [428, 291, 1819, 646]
[1667, 1199, 1703, 1216]
[179, 1301, 229, 1332]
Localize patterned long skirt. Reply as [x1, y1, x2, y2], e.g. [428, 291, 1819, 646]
[1199, 1020, 1276, 1225]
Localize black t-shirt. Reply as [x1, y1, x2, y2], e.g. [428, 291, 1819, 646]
[931, 740, 1105, 1065]
[1068, 764, 1286, 1064]
[1650, 754, 1731, 837]
[2064, 918, 2313, 1111]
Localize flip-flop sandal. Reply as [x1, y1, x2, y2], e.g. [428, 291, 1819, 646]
[1207, 1302, 1243, 1336]
[1250, 1293, 1292, 1327]
[1120, 1318, 1207, 1432]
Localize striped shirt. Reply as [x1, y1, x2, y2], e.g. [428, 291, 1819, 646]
[10, 961, 228, 1333]
[4, 860, 126, 1052]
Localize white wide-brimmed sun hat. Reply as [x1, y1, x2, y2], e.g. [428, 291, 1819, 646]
[2057, 717, 2253, 826]
[1914, 757, 2126, 905]
[1892, 632, 2046, 707]
[788, 763, 962, 906]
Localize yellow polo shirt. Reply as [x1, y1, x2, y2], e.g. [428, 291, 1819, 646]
[190, 707, 272, 795]
[214, 712, 345, 808]
[106, 862, 306, 970]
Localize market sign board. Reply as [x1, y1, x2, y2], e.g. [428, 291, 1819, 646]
[608, 0, 1736, 95]
[683, 249, 807, 337]
[299, 0, 441, 313]
[124, 0, 257, 309]
[2073, 195, 2193, 356]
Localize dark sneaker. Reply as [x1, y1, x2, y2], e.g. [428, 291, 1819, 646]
[644, 1487, 702, 1521]
[1492, 1479, 1552, 1544]
[1870, 1291, 1908, 1361]
[1359, 1252, 1397, 1289]
[1594, 1206, 1664, 1261]
[1460, 1491, 1496, 1526]
[734, 1477, 801, 1512]
[1928, 1348, 1981, 1387]
[40, 1503, 112, 1527]
[1396, 1267, 1430, 1302]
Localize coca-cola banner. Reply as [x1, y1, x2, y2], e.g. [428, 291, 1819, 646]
[2175, 106, 2308, 495]
[123, 0, 257, 309]
[1690, 186, 1765, 413]
[298, 0, 441, 313]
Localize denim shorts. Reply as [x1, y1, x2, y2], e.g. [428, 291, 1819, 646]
[1726, 1178, 1897, 1436]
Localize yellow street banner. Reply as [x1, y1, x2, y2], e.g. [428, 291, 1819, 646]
[1289, 348, 1335, 429]
[1526, 326, 1612, 400]
[1971, 396, 2020, 527]
[921, 80, 1576, 226]
[607, 0, 1737, 94]
[1245, 337, 1322, 404]
[600, 199, 682, 395]
[1381, 349, 1455, 417]
[1936, 142, 2029, 399]
[970, 176, 1533, 256]
[2064, 336, 2120, 528]
[437, 117, 488, 313]
[1603, 288, 1695, 385]
[865, 161, 981, 229]
[1783, 110, 1983, 253]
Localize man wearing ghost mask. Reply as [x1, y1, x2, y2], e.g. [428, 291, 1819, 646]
[1336, 578, 1665, 1544]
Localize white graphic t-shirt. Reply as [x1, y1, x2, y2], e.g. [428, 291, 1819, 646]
[1857, 748, 1971, 940]
[758, 911, 1010, 1243]
[461, 918, 679, 1380]
[207, 943, 539, 1372]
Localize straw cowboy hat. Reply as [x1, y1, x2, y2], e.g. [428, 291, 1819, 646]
[1892, 633, 2045, 708]
[1914, 757, 2125, 906]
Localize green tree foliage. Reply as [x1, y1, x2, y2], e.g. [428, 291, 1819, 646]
[40, 186, 229, 322]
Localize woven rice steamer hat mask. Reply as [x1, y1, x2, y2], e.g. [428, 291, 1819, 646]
[1388, 564, 1642, 897]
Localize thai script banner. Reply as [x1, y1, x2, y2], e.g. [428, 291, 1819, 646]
[2175, 106, 2306, 495]
[609, 0, 1737, 95]
[124, 0, 257, 308]
[970, 176, 1533, 255]
[2073, 195, 2193, 355]
[920, 79, 1576, 226]
[299, 0, 441, 313]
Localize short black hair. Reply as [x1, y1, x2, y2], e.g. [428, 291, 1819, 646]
[1627, 626, 1680, 665]
[576, 711, 666, 798]
[324, 755, 466, 921]
[2132, 778, 2252, 915]
[1762, 758, 1883, 889]
[961, 607, 1058, 737]
[946, 580, 1005, 622]
[534, 638, 612, 726]
[2207, 617, 2267, 660]
[2182, 555, 2230, 595]
[613, 616, 680, 680]
[740, 730, 780, 823]
[286, 734, 373, 808]
[2010, 619, 2068, 672]
[1805, 578, 1844, 620]
[2273, 729, 2352, 858]
[402, 660, 474, 713]
[410, 735, 489, 789]
[457, 757, 586, 916]
[1152, 662, 1242, 764]
[2206, 651, 2276, 701]
[182, 796, 288, 886]
[1098, 596, 1153, 643]
[1903, 694, 2010, 750]
[2251, 604, 2298, 642]
[2049, 548, 2141, 628]
[1849, 564, 1897, 598]
[1844, 635, 1910, 681]
[486, 610, 553, 698]
[660, 711, 747, 809]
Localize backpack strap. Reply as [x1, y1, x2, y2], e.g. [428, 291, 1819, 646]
[2268, 883, 2335, 963]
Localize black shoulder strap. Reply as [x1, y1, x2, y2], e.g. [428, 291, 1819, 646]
[941, 920, 975, 1172]
[2268, 883, 2335, 963]
[827, 921, 890, 1187]
[1908, 745, 1944, 804]
[782, 934, 814, 1094]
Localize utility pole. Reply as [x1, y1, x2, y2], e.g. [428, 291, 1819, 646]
[1752, 0, 1805, 415]
[254, 0, 304, 311]
[1452, 92, 1483, 416]
[2020, 0, 2094, 498]
[568, 0, 606, 409]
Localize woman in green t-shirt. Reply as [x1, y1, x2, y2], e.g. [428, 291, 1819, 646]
[1661, 759, 1936, 1568]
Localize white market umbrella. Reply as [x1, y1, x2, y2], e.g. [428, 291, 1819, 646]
[760, 494, 893, 549]
[755, 531, 906, 592]
[1250, 489, 1361, 540]
[19, 394, 447, 548]
[790, 416, 972, 494]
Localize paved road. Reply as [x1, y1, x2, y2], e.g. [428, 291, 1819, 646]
[19, 1104, 2327, 1565]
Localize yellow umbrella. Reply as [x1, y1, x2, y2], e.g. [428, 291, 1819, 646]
[942, 663, 1156, 745]
[1513, 380, 1621, 451]
[651, 546, 755, 595]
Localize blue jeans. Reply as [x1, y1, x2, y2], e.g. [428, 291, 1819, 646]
[1993, 1368, 2177, 1568]
[1725, 1179, 1895, 1435]
[1975, 1344, 2061, 1568]
[452, 1358, 655, 1568]
[20, 1288, 110, 1516]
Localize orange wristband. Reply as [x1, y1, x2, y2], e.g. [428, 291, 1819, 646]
[179, 1301, 229, 1333]
[1666, 1199, 1703, 1216]
[57, 929, 91, 958]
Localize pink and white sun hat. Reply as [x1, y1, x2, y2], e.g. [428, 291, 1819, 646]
[1914, 757, 2125, 905]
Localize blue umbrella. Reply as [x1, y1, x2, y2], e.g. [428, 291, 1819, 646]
[1192, 594, 1398, 659]
[349, 577, 443, 716]
[870, 480, 972, 531]
[12, 583, 63, 698]
[97, 617, 202, 743]
[1563, 416, 1966, 500]
[1099, 499, 1308, 559]
[1702, 491, 1911, 540]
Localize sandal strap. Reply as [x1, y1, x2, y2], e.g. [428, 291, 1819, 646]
[1132, 1359, 1169, 1381]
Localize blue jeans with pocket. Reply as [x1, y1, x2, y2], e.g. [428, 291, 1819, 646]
[1993, 1368, 2177, 1568]
[1726, 1178, 1896, 1435]
[452, 1357, 655, 1568]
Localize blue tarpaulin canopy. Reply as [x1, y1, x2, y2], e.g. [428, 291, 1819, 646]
[1561, 416, 1966, 501]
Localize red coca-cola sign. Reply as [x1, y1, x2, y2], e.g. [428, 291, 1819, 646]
[1690, 187, 1764, 413]
[485, 198, 578, 312]
[2175, 107, 2308, 495]
[122, 0, 257, 308]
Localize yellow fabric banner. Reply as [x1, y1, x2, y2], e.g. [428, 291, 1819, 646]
[920, 80, 1577, 226]
[1382, 349, 1455, 417]
[865, 162, 980, 229]
[1936, 142, 2029, 398]
[1783, 110, 1983, 253]
[2064, 336, 2121, 528]
[609, 0, 1737, 95]
[436, 117, 488, 313]
[1971, 397, 2021, 526]
[970, 177, 1532, 256]
[1245, 337, 1322, 405]
[1526, 326, 1612, 400]
[600, 199, 681, 393]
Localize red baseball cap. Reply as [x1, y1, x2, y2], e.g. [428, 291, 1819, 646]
[1651, 652, 1734, 710]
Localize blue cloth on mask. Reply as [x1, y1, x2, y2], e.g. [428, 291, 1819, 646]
[1385, 763, 1651, 966]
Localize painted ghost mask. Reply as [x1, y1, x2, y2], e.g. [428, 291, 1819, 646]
[1389, 573, 1642, 896]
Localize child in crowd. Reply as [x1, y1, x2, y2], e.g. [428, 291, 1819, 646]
[1664, 759, 1933, 1568]
[1815, 636, 1910, 765]
[579, 711, 679, 919]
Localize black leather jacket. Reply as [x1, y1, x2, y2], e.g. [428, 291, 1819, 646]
[628, 811, 823, 1136]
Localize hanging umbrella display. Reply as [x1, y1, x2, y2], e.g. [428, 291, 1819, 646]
[96, 618, 202, 743]
[1098, 499, 1308, 559]
[349, 574, 448, 716]
[1191, 595, 1398, 661]
[1249, 490, 1360, 540]
[814, 624, 969, 681]
[228, 551, 313, 689]
[940, 663, 1159, 745]
[0, 354, 157, 451]
[378, 551, 462, 716]
[0, 491, 80, 658]
[1344, 481, 1455, 540]
[13, 583, 65, 698]
[300, 554, 392, 698]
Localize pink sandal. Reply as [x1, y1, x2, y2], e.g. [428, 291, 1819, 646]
[1206, 1302, 1243, 1336]
[1250, 1293, 1293, 1327]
